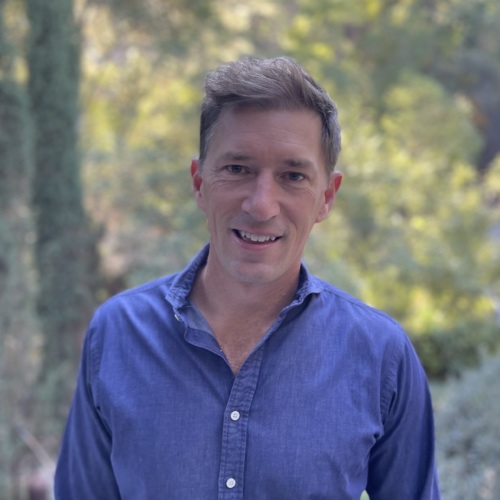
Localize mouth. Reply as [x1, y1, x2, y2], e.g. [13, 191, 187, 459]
[233, 229, 281, 243]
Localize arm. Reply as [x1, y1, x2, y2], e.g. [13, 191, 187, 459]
[366, 335, 441, 499]
[54, 322, 121, 499]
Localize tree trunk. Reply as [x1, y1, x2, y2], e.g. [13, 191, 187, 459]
[26, 0, 101, 439]
[0, 0, 37, 495]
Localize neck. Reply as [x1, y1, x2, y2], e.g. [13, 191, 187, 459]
[193, 241, 301, 313]
[192, 264, 299, 322]
[190, 264, 299, 374]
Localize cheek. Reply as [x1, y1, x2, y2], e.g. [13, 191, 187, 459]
[313, 189, 331, 223]
[290, 208, 317, 236]
[196, 182, 218, 214]
[205, 186, 242, 217]
[294, 192, 327, 226]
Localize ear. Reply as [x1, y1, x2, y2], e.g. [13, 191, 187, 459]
[315, 171, 342, 223]
[191, 159, 206, 213]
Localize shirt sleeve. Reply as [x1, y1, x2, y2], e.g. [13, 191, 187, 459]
[54, 319, 121, 500]
[366, 333, 441, 499]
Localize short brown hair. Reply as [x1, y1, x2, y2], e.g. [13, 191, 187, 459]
[199, 56, 341, 173]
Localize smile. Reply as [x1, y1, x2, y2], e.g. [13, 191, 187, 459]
[235, 230, 280, 243]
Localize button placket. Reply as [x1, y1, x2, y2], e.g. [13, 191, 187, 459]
[218, 348, 265, 498]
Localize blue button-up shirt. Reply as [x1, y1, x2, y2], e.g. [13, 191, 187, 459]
[55, 246, 440, 499]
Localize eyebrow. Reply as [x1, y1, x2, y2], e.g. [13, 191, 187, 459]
[220, 152, 316, 169]
[283, 158, 315, 169]
[221, 152, 255, 162]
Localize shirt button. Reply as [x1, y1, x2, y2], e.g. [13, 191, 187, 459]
[226, 478, 236, 489]
[174, 313, 180, 321]
[230, 411, 240, 421]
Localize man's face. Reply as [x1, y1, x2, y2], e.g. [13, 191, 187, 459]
[191, 107, 342, 288]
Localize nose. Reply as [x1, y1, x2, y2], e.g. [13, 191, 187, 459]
[241, 174, 280, 221]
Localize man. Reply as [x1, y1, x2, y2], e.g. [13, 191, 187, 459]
[55, 56, 440, 499]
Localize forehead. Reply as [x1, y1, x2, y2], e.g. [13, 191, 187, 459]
[206, 107, 324, 165]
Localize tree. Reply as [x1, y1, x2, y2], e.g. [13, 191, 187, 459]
[432, 0, 500, 175]
[284, 0, 500, 376]
[0, 0, 38, 494]
[26, 0, 101, 437]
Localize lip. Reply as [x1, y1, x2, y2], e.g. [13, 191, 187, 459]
[232, 229, 282, 247]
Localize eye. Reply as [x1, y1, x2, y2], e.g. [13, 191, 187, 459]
[286, 172, 305, 182]
[226, 165, 245, 174]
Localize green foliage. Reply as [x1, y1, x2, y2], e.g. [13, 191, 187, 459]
[0, 79, 31, 205]
[0, 0, 499, 495]
[27, 0, 101, 437]
[435, 356, 500, 498]
[0, 0, 39, 495]
[304, 70, 500, 376]
[411, 320, 499, 379]
[94, 0, 215, 56]
[75, 0, 500, 380]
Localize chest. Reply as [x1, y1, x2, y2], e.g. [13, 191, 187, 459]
[207, 314, 274, 374]
[215, 324, 269, 374]
[99, 331, 384, 499]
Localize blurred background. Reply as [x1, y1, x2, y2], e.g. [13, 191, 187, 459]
[0, 0, 499, 498]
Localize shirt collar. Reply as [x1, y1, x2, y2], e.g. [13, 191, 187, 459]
[164, 243, 325, 311]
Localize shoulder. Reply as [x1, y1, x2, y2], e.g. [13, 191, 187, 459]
[95, 273, 177, 319]
[315, 279, 430, 415]
[309, 275, 406, 344]
[94, 246, 208, 321]
[307, 276, 418, 386]
[84, 273, 180, 356]
[82, 273, 183, 378]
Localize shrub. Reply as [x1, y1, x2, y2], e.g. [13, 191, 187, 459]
[435, 355, 500, 499]
[411, 319, 499, 379]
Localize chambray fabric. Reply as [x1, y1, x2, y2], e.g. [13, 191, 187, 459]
[55, 245, 440, 499]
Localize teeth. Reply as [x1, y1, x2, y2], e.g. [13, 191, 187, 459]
[239, 230, 277, 243]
